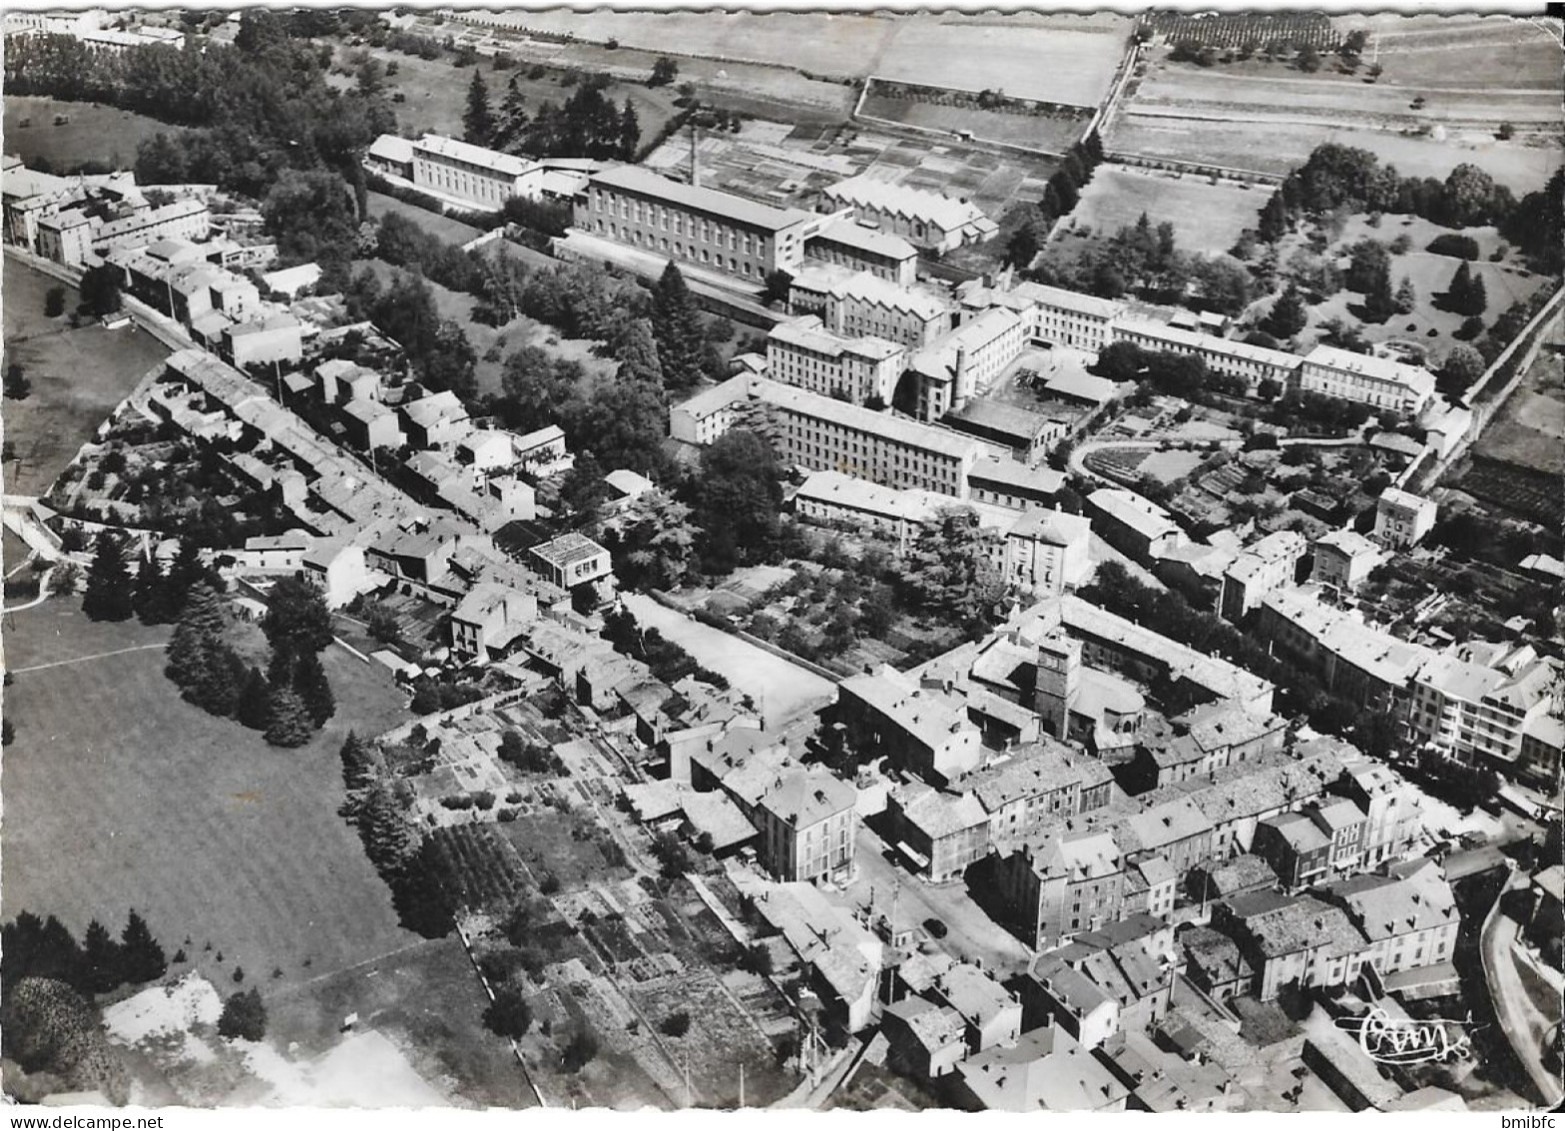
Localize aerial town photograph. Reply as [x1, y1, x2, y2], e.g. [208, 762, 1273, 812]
[0, 2, 1560, 1118]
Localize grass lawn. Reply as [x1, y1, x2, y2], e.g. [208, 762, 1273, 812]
[1070, 166, 1266, 257]
[368, 190, 485, 245]
[1, 599, 413, 994]
[1473, 325, 1565, 476]
[3, 258, 172, 495]
[3, 96, 181, 171]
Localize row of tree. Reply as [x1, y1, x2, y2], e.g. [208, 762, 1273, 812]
[1005, 130, 1107, 269]
[2, 909, 167, 998]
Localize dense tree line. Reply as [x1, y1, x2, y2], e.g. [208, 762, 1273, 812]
[470, 69, 640, 160]
[601, 607, 728, 690]
[1004, 130, 1106, 269]
[343, 269, 477, 401]
[893, 508, 1008, 639]
[2, 909, 167, 1000]
[338, 733, 456, 938]
[1094, 340, 1251, 400]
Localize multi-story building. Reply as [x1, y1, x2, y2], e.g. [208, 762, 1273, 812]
[765, 315, 906, 405]
[1017, 282, 1125, 353]
[1211, 891, 1369, 1002]
[1256, 586, 1434, 709]
[822, 271, 950, 350]
[1004, 507, 1092, 595]
[1252, 811, 1333, 891]
[1087, 488, 1185, 564]
[1373, 487, 1438, 549]
[394, 134, 597, 210]
[528, 531, 612, 591]
[884, 783, 990, 882]
[577, 163, 823, 281]
[804, 216, 918, 286]
[746, 764, 858, 884]
[1311, 528, 1387, 593]
[1319, 859, 1459, 978]
[1299, 344, 1436, 416]
[669, 373, 752, 446]
[996, 830, 1125, 950]
[1111, 316, 1300, 392]
[835, 665, 983, 785]
[907, 307, 1028, 420]
[449, 580, 538, 662]
[1332, 759, 1423, 868]
[1219, 530, 1308, 622]
[1408, 642, 1563, 771]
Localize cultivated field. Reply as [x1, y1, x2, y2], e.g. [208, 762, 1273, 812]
[1069, 166, 1266, 257]
[1113, 14, 1564, 192]
[858, 82, 1089, 153]
[3, 96, 178, 171]
[2, 259, 172, 495]
[466, 10, 1131, 106]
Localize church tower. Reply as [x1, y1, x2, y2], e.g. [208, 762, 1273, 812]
[1033, 632, 1081, 742]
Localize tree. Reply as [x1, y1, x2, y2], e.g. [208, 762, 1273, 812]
[217, 988, 268, 1041]
[1093, 341, 1147, 381]
[1005, 218, 1042, 270]
[79, 920, 123, 996]
[463, 67, 494, 145]
[612, 318, 664, 386]
[562, 1025, 600, 1072]
[262, 577, 334, 659]
[1296, 44, 1321, 72]
[4, 363, 31, 400]
[44, 286, 66, 317]
[1258, 192, 1289, 245]
[650, 262, 704, 392]
[660, 1010, 691, 1038]
[131, 552, 176, 624]
[895, 507, 1007, 638]
[236, 665, 271, 730]
[262, 169, 359, 265]
[498, 345, 581, 431]
[1438, 343, 1485, 396]
[618, 98, 641, 160]
[493, 76, 531, 151]
[118, 910, 166, 984]
[1393, 276, 1416, 315]
[264, 683, 314, 748]
[82, 534, 134, 622]
[600, 490, 696, 591]
[1444, 260, 1488, 317]
[292, 649, 335, 727]
[690, 430, 783, 574]
[649, 56, 679, 86]
[1266, 283, 1309, 339]
[483, 986, 534, 1038]
[761, 269, 793, 307]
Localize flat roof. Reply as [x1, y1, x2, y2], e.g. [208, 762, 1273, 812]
[589, 163, 816, 233]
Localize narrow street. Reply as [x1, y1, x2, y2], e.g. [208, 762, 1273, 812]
[1481, 869, 1564, 1108]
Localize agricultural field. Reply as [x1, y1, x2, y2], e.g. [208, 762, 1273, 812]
[858, 81, 1089, 153]
[1457, 324, 1565, 526]
[1068, 166, 1266, 257]
[1141, 10, 1339, 52]
[466, 10, 1130, 107]
[1112, 15, 1564, 193]
[3, 96, 178, 171]
[2, 258, 172, 496]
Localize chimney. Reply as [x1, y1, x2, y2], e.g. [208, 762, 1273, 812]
[689, 121, 700, 189]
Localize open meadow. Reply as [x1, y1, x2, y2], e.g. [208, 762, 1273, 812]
[3, 96, 178, 171]
[0, 598, 538, 1106]
[2, 258, 171, 495]
[858, 83, 1089, 153]
[1070, 166, 1265, 256]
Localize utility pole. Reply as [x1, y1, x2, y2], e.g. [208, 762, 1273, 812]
[738, 1062, 745, 1109]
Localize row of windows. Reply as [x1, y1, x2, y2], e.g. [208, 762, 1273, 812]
[591, 191, 773, 255]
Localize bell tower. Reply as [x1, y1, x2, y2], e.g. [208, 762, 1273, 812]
[1034, 632, 1081, 741]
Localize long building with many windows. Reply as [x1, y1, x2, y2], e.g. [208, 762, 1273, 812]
[575, 163, 824, 281]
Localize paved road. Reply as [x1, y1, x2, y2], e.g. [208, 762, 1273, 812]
[841, 825, 1032, 979]
[622, 594, 836, 727]
[1481, 868, 1564, 1108]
